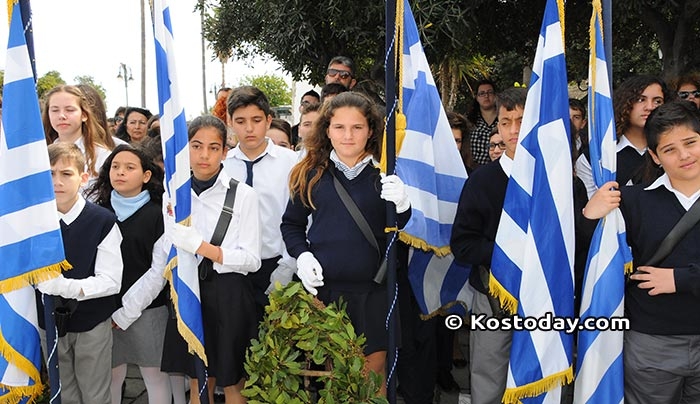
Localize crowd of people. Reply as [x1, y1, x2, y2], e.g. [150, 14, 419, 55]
[32, 55, 700, 404]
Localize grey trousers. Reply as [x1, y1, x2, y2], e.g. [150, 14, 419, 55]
[55, 319, 113, 404]
[469, 291, 512, 404]
[625, 330, 700, 404]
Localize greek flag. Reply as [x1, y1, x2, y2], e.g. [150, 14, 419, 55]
[0, 1, 66, 401]
[395, 0, 471, 317]
[153, 0, 206, 363]
[489, 0, 575, 402]
[574, 2, 630, 402]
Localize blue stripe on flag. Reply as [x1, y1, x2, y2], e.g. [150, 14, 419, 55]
[0, 295, 41, 367]
[400, 0, 470, 318]
[2, 80, 43, 149]
[573, 3, 628, 402]
[490, 0, 575, 401]
[0, 230, 65, 280]
[396, 158, 464, 204]
[0, 172, 56, 216]
[153, 0, 204, 365]
[169, 264, 205, 341]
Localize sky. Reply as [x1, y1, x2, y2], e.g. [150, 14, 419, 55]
[0, 0, 294, 120]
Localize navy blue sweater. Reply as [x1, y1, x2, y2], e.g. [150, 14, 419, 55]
[450, 160, 507, 294]
[38, 202, 118, 332]
[621, 185, 700, 335]
[114, 201, 166, 309]
[281, 165, 411, 292]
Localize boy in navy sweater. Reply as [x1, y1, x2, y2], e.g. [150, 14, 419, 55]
[584, 101, 700, 403]
[38, 142, 123, 404]
[450, 87, 527, 404]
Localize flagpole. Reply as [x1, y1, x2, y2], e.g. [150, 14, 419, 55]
[42, 296, 62, 404]
[384, 0, 398, 401]
[20, 0, 62, 401]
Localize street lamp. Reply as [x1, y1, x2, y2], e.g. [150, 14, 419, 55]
[117, 63, 134, 106]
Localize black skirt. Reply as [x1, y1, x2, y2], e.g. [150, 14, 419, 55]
[316, 285, 392, 355]
[160, 271, 258, 387]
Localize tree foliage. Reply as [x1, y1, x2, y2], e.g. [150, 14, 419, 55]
[36, 70, 65, 99]
[74, 75, 107, 102]
[198, 1, 699, 107]
[239, 74, 291, 107]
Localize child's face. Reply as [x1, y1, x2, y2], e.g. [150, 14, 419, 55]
[649, 125, 700, 190]
[189, 126, 226, 180]
[327, 106, 371, 167]
[229, 105, 272, 158]
[48, 92, 86, 141]
[299, 111, 320, 142]
[51, 157, 88, 214]
[497, 105, 524, 159]
[266, 128, 292, 149]
[109, 151, 152, 198]
[629, 83, 664, 130]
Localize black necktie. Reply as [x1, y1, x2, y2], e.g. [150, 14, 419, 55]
[244, 155, 266, 186]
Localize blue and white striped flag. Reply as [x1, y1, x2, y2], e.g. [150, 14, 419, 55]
[574, 2, 630, 402]
[489, 0, 575, 402]
[153, 0, 206, 364]
[0, 1, 66, 401]
[394, 0, 471, 317]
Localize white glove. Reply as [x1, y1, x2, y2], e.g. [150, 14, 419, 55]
[37, 275, 82, 299]
[168, 223, 203, 254]
[296, 252, 324, 295]
[380, 174, 410, 213]
[265, 264, 296, 294]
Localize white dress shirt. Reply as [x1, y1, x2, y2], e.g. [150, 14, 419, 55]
[39, 195, 123, 300]
[645, 173, 700, 211]
[223, 138, 298, 268]
[112, 170, 262, 329]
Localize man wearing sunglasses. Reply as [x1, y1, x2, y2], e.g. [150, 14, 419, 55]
[676, 74, 700, 109]
[325, 56, 356, 90]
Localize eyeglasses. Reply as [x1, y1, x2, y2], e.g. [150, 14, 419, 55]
[488, 141, 506, 150]
[678, 90, 700, 99]
[326, 68, 352, 80]
[477, 90, 495, 98]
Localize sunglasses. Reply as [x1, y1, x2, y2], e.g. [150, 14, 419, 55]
[678, 90, 700, 99]
[115, 117, 124, 123]
[488, 141, 506, 150]
[326, 68, 352, 80]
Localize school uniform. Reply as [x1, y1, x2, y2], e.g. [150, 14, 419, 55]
[113, 169, 261, 387]
[111, 198, 168, 368]
[223, 138, 298, 319]
[281, 154, 411, 354]
[450, 155, 511, 404]
[576, 134, 650, 198]
[38, 195, 123, 404]
[619, 175, 700, 403]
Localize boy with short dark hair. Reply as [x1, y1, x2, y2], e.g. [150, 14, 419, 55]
[223, 86, 299, 322]
[450, 87, 527, 404]
[38, 142, 123, 404]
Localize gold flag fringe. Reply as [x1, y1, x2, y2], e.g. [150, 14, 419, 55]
[163, 256, 208, 366]
[0, 260, 71, 294]
[488, 272, 518, 315]
[501, 366, 573, 404]
[398, 232, 451, 257]
[0, 329, 43, 404]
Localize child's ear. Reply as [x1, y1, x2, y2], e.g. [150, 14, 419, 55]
[143, 170, 152, 184]
[80, 171, 89, 187]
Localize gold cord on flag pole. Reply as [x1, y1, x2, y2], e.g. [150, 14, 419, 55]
[589, 0, 601, 132]
[7, 0, 17, 25]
